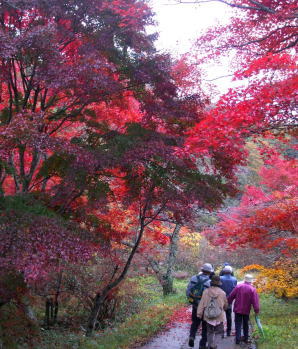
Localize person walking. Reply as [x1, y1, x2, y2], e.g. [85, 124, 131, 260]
[197, 275, 228, 349]
[219, 262, 234, 276]
[186, 263, 214, 348]
[220, 265, 237, 336]
[228, 274, 260, 345]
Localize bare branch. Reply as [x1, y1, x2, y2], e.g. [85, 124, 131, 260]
[204, 74, 233, 82]
[169, 0, 275, 13]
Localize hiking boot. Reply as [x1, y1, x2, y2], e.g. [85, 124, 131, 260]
[188, 338, 194, 347]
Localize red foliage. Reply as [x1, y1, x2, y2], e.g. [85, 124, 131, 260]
[0, 0, 238, 287]
[186, 0, 297, 171]
[205, 151, 298, 254]
[166, 306, 191, 329]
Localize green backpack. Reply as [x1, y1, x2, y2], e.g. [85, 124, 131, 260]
[188, 276, 206, 304]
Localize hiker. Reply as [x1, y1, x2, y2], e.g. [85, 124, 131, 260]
[228, 274, 260, 345]
[220, 265, 237, 337]
[219, 262, 234, 276]
[197, 275, 228, 349]
[186, 263, 214, 348]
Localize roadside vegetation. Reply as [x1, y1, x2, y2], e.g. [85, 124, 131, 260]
[0, 276, 187, 349]
[254, 294, 298, 349]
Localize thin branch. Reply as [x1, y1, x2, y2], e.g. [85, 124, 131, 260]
[230, 27, 298, 50]
[144, 201, 168, 226]
[204, 74, 233, 81]
[28, 175, 52, 191]
[170, 0, 275, 13]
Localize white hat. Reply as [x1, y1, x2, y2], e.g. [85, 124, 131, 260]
[244, 274, 253, 283]
[223, 265, 233, 273]
[201, 263, 214, 273]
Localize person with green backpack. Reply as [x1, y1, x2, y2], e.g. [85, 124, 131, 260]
[186, 263, 214, 348]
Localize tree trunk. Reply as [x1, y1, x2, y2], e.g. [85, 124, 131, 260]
[162, 224, 181, 296]
[21, 295, 37, 323]
[86, 291, 109, 336]
[86, 192, 165, 336]
[53, 271, 63, 325]
[44, 297, 52, 328]
[86, 219, 147, 336]
[0, 324, 3, 349]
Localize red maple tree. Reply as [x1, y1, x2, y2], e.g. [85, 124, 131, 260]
[0, 0, 243, 336]
[182, 0, 297, 155]
[205, 148, 298, 254]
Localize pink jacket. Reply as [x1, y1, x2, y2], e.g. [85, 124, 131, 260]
[228, 282, 260, 315]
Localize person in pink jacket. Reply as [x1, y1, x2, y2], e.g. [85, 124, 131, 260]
[228, 274, 260, 345]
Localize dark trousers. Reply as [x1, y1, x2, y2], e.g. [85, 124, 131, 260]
[235, 313, 249, 342]
[189, 305, 207, 347]
[225, 308, 232, 334]
[207, 322, 224, 349]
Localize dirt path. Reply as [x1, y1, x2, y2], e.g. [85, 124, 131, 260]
[137, 307, 256, 349]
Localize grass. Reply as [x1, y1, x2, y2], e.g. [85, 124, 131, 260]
[79, 277, 186, 349]
[37, 276, 187, 349]
[80, 276, 187, 349]
[254, 294, 298, 349]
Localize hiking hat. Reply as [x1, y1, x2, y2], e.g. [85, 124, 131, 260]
[223, 265, 233, 273]
[244, 274, 253, 283]
[210, 275, 222, 286]
[201, 263, 214, 273]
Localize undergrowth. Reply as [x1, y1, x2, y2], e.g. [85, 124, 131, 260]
[254, 294, 297, 349]
[37, 276, 187, 349]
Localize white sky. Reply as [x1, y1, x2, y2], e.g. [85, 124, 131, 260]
[149, 0, 241, 95]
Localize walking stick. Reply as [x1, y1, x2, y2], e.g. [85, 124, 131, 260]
[255, 314, 265, 338]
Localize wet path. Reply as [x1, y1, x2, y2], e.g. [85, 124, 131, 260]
[137, 307, 256, 349]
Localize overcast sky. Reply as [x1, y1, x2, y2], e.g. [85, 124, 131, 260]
[149, 0, 240, 95]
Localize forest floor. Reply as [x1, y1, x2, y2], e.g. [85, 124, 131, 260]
[137, 307, 256, 349]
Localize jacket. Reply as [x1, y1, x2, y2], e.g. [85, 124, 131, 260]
[186, 272, 211, 305]
[220, 274, 237, 296]
[228, 282, 260, 315]
[197, 286, 228, 323]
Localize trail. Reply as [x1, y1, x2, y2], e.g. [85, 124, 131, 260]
[136, 307, 256, 349]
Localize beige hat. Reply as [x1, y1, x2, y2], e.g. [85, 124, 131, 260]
[244, 274, 253, 283]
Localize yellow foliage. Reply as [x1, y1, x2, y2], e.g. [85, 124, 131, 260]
[241, 260, 298, 299]
[180, 230, 201, 249]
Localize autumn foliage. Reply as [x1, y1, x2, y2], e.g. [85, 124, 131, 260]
[241, 261, 298, 299]
[187, 0, 297, 159]
[0, 0, 297, 342]
[205, 149, 298, 253]
[186, 0, 298, 256]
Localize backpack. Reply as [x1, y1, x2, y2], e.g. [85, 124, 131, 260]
[205, 295, 222, 319]
[188, 275, 206, 304]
